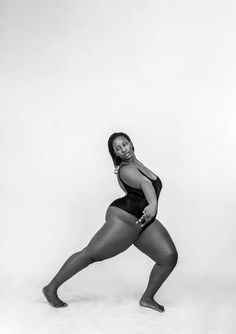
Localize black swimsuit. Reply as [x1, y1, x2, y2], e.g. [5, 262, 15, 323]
[109, 164, 162, 233]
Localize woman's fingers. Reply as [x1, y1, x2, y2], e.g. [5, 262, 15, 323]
[136, 213, 150, 226]
[135, 206, 157, 227]
[136, 213, 145, 224]
[141, 216, 152, 227]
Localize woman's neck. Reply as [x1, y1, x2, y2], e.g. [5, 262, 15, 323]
[121, 158, 142, 166]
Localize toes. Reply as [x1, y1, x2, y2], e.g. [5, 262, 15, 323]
[55, 302, 68, 308]
[62, 303, 68, 307]
[139, 299, 165, 312]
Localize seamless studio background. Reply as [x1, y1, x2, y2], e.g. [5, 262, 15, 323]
[1, 0, 236, 333]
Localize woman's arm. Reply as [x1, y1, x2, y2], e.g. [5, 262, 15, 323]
[120, 165, 157, 225]
[140, 180, 157, 207]
[119, 165, 157, 206]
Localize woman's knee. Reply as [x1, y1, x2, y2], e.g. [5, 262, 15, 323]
[82, 247, 104, 263]
[160, 249, 178, 267]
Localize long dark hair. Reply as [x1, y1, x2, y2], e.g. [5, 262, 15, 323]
[108, 132, 135, 170]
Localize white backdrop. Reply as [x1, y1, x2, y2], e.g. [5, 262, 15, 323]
[1, 0, 236, 291]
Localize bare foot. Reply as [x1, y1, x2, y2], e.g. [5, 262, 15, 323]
[139, 297, 165, 312]
[42, 285, 68, 308]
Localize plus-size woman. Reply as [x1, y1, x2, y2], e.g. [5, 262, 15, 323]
[42, 132, 178, 312]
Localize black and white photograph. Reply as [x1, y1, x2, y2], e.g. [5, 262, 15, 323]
[1, 1, 235, 333]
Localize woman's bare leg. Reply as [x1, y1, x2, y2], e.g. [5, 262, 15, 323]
[134, 219, 178, 312]
[43, 207, 141, 307]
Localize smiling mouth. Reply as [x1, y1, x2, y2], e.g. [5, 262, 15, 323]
[124, 153, 130, 157]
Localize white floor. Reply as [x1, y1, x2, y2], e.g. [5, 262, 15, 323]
[1, 275, 235, 334]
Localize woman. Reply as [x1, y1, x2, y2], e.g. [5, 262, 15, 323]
[42, 132, 178, 312]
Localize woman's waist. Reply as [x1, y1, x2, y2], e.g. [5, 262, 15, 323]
[126, 193, 147, 203]
[109, 195, 148, 218]
[109, 194, 147, 207]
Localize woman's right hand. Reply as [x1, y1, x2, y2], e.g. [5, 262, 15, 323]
[136, 203, 157, 227]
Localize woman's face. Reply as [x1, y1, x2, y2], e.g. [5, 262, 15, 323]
[112, 136, 134, 162]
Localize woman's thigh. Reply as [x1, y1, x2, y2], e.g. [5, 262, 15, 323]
[133, 219, 178, 264]
[85, 206, 141, 261]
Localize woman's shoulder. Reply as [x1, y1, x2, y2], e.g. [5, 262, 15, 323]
[118, 163, 136, 173]
[118, 163, 143, 189]
[119, 163, 144, 181]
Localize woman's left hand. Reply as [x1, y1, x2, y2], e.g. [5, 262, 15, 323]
[136, 203, 157, 227]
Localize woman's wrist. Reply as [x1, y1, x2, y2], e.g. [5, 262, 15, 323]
[149, 202, 157, 208]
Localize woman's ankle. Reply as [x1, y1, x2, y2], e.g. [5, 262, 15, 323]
[46, 282, 58, 292]
[140, 294, 154, 301]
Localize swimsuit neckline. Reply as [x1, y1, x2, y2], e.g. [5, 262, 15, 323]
[136, 167, 157, 181]
[119, 163, 157, 182]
